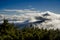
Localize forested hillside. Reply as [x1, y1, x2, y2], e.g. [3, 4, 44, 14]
[0, 20, 60, 40]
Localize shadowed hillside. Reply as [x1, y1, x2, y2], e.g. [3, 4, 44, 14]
[0, 20, 60, 40]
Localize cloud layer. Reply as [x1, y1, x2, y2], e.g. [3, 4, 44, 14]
[0, 9, 41, 21]
[0, 9, 60, 29]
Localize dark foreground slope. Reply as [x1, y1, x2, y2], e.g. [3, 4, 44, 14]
[0, 20, 60, 40]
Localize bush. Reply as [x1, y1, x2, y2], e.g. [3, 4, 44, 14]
[0, 20, 60, 40]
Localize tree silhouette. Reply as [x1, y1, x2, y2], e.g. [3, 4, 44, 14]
[0, 19, 60, 40]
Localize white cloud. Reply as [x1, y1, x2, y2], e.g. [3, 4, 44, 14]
[30, 8, 35, 10]
[3, 9, 40, 13]
[3, 9, 22, 12]
[1, 9, 60, 29]
[0, 9, 41, 21]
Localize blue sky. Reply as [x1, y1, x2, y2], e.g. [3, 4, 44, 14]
[0, 0, 60, 14]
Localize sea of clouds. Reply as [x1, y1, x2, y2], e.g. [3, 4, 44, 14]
[0, 9, 60, 29]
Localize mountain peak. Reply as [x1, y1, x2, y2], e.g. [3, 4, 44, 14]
[44, 11, 54, 14]
[42, 11, 57, 16]
[45, 11, 51, 13]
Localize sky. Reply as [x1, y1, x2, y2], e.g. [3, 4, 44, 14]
[0, 0, 60, 14]
[0, 0, 60, 29]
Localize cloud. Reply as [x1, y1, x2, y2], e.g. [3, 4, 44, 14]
[1, 9, 60, 29]
[0, 9, 59, 22]
[3, 9, 22, 12]
[3, 9, 40, 13]
[0, 9, 41, 21]
[30, 8, 35, 10]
